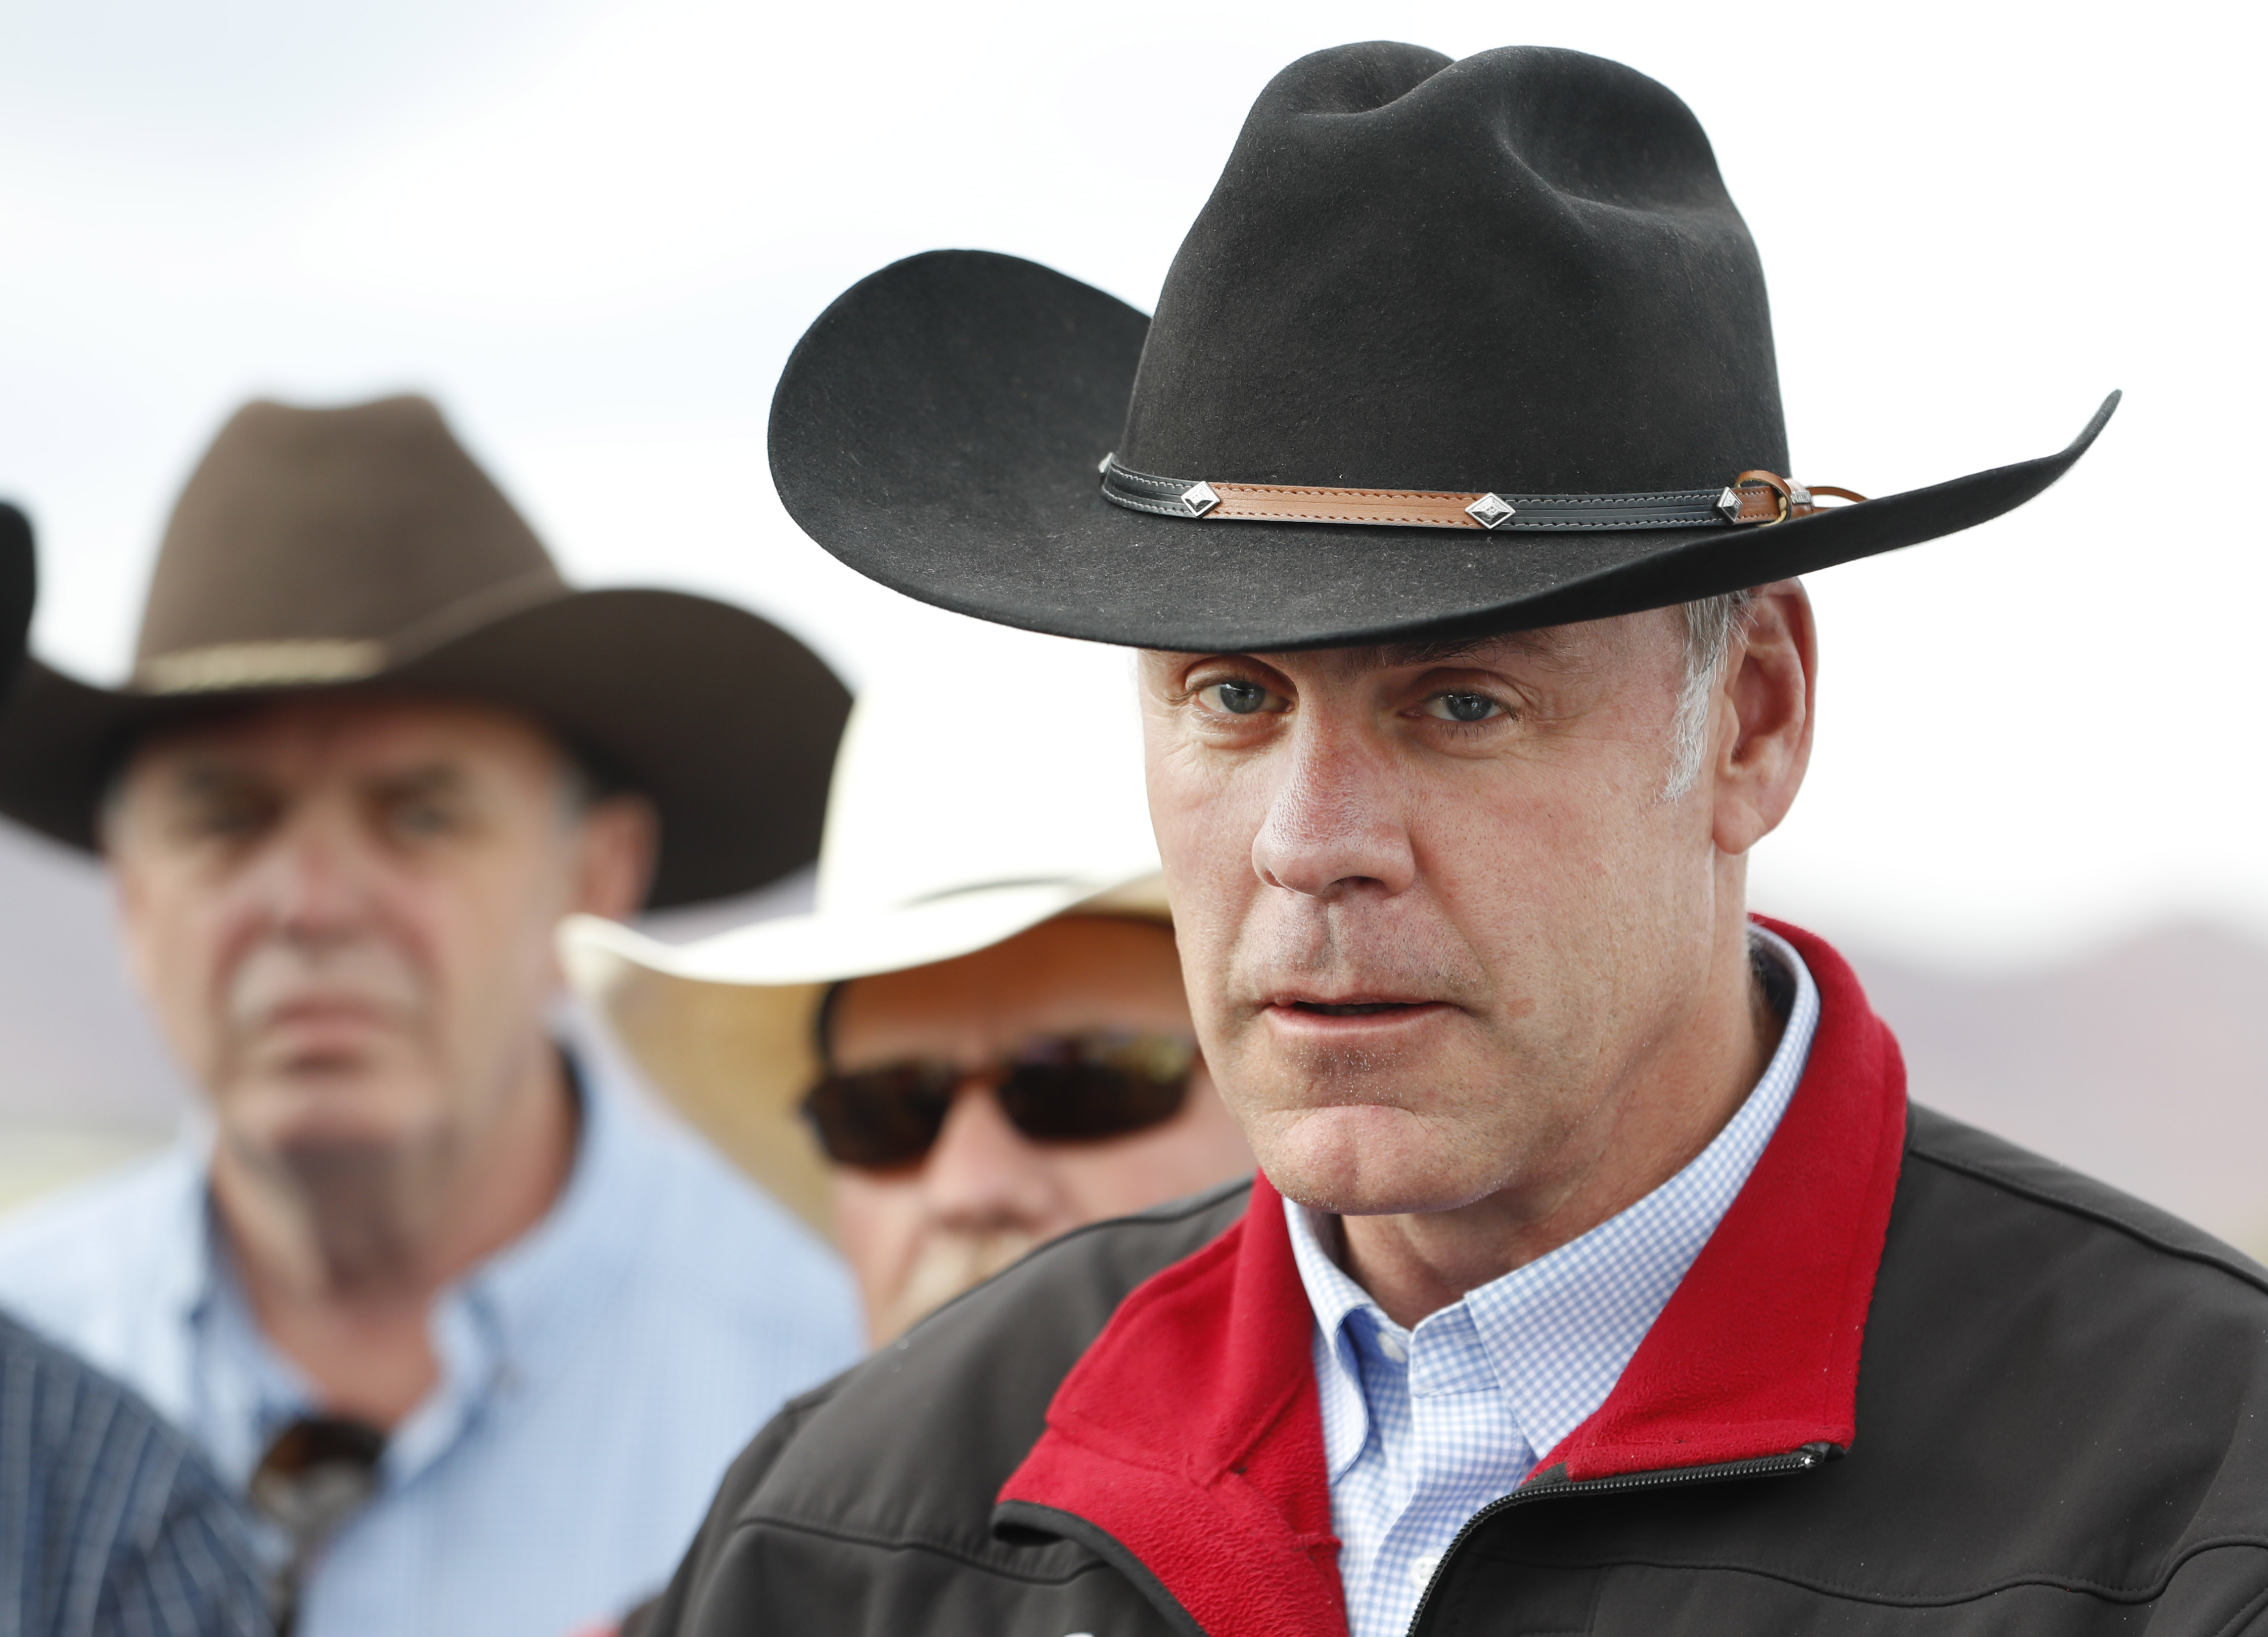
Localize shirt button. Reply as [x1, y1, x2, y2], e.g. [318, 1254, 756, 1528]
[1375, 1331, 1408, 1364]
[1408, 1550, 1444, 1591]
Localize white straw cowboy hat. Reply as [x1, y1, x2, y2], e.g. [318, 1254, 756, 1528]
[560, 633, 1166, 1233]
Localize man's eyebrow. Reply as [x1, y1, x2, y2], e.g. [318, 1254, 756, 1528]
[1366, 630, 1569, 669]
[1157, 629, 1573, 673]
[369, 764, 469, 796]
[165, 760, 266, 797]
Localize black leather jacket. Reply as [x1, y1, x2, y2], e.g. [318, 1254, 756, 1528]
[645, 935, 2268, 1637]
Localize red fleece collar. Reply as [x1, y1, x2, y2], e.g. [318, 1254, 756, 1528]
[998, 921, 1907, 1637]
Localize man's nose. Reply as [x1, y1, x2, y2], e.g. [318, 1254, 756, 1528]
[1249, 720, 1417, 899]
[245, 816, 375, 940]
[918, 1083, 1067, 1233]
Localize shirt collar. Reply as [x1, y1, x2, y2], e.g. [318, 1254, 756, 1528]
[1284, 1201, 1377, 1482]
[1286, 926, 1821, 1477]
[452, 1051, 656, 1359]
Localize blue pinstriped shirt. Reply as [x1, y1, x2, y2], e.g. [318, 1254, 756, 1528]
[0, 1309, 270, 1637]
[1288, 928, 1820, 1637]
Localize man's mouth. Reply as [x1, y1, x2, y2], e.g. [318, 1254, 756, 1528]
[269, 998, 388, 1022]
[242, 997, 405, 1072]
[1266, 993, 1451, 1025]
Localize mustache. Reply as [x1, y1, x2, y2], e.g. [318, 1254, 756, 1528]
[227, 939, 424, 1033]
[875, 1225, 1045, 1343]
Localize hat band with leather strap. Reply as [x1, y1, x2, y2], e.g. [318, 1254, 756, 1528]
[1098, 455, 1865, 532]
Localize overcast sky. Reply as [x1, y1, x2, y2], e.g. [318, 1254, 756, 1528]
[0, 0, 2256, 970]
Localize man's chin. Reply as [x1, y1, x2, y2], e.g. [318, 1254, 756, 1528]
[218, 1070, 435, 1162]
[1252, 1103, 1504, 1218]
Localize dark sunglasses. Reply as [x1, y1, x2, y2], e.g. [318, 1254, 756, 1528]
[801, 1031, 1199, 1170]
[251, 1415, 387, 1635]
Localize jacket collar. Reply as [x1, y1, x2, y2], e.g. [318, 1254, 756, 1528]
[997, 920, 1907, 1637]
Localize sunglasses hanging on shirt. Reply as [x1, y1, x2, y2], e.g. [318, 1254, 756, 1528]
[250, 1414, 387, 1636]
[801, 1031, 1199, 1170]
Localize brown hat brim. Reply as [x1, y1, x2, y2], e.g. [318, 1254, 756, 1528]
[0, 587, 849, 910]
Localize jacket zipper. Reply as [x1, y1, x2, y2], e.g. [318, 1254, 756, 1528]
[1402, 1442, 1840, 1637]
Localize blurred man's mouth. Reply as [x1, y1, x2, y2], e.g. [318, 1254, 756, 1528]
[243, 996, 408, 1079]
[263, 996, 392, 1036]
[230, 944, 424, 1081]
[268, 995, 389, 1023]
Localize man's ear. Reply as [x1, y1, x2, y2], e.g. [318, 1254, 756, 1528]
[1711, 580, 1816, 857]
[572, 792, 659, 921]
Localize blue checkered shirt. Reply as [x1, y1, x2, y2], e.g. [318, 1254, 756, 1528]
[1287, 928, 1819, 1637]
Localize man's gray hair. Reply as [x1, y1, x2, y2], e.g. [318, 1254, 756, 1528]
[1663, 590, 1757, 802]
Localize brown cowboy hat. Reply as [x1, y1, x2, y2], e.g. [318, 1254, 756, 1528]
[0, 395, 849, 908]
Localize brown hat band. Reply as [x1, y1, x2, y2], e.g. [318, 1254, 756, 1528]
[1098, 455, 1864, 532]
[135, 639, 388, 695]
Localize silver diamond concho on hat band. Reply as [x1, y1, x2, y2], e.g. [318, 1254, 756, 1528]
[1096, 455, 1861, 531]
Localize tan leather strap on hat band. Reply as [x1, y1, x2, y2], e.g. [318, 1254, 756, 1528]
[1098, 455, 1865, 532]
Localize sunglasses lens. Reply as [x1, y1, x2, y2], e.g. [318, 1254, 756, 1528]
[801, 1065, 956, 1168]
[998, 1034, 1197, 1142]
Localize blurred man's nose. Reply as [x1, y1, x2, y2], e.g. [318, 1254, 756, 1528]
[245, 803, 379, 942]
[919, 1083, 1070, 1236]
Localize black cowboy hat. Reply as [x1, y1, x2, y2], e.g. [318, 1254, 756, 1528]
[0, 396, 848, 909]
[770, 43, 2116, 652]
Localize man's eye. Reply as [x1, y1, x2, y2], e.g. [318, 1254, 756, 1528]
[391, 801, 456, 837]
[1197, 680, 1277, 717]
[174, 797, 272, 842]
[1423, 691, 1504, 724]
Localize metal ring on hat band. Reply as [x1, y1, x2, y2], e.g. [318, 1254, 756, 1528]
[1096, 455, 1863, 532]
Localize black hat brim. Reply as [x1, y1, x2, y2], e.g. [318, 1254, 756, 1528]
[771, 251, 2117, 651]
[0, 589, 848, 910]
[0, 505, 35, 703]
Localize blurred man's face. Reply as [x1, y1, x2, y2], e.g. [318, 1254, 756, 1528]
[1138, 611, 1741, 1224]
[106, 695, 646, 1194]
[828, 915, 1253, 1343]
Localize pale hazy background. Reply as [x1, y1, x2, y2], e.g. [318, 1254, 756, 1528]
[0, 0, 2261, 1242]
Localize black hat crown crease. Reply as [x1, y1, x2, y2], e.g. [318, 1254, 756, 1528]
[1119, 43, 1787, 497]
[768, 43, 2117, 652]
